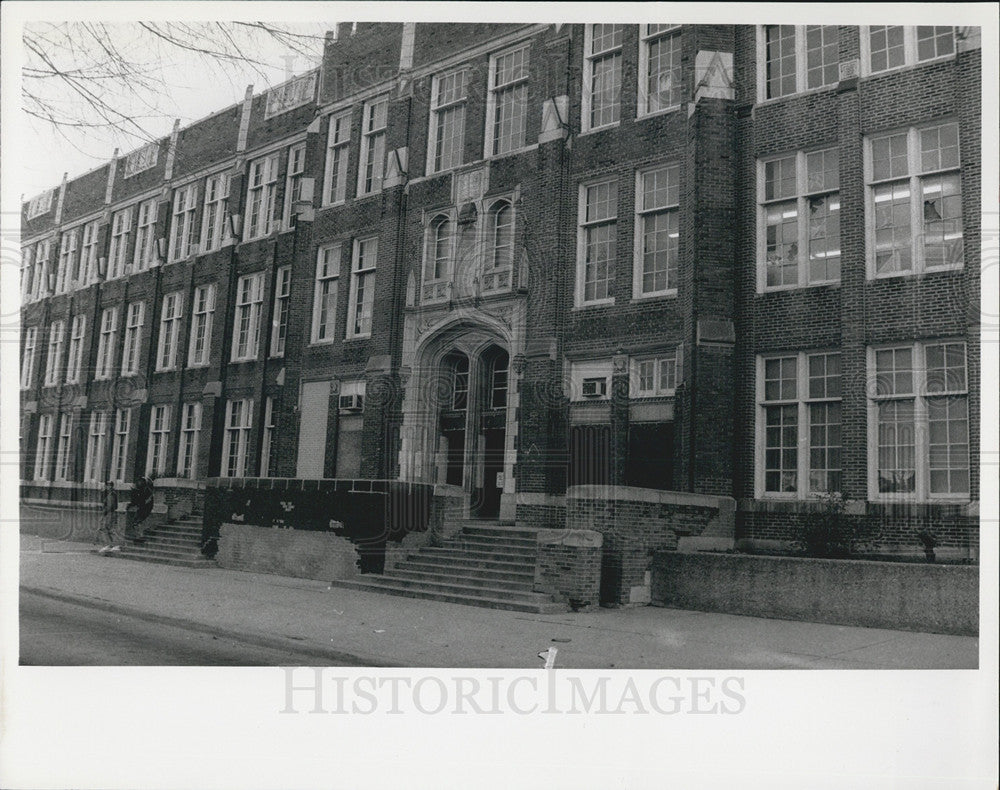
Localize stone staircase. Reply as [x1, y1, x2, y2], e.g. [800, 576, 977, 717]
[332, 521, 568, 613]
[110, 511, 216, 568]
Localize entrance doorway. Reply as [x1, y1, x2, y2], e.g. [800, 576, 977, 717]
[476, 428, 505, 518]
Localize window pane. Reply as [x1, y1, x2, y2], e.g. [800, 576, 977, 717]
[921, 172, 963, 268]
[916, 26, 955, 61]
[764, 404, 798, 492]
[765, 201, 798, 286]
[646, 30, 682, 111]
[872, 181, 912, 274]
[805, 26, 839, 90]
[877, 399, 915, 492]
[765, 155, 797, 200]
[920, 123, 960, 172]
[807, 194, 840, 283]
[927, 396, 969, 494]
[765, 25, 797, 98]
[869, 26, 905, 72]
[872, 132, 909, 181]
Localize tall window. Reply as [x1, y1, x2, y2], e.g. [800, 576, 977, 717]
[428, 69, 468, 173]
[639, 25, 682, 115]
[55, 414, 74, 481]
[222, 399, 253, 477]
[761, 25, 839, 100]
[631, 350, 682, 397]
[146, 404, 171, 476]
[108, 207, 133, 278]
[487, 45, 529, 156]
[232, 272, 264, 361]
[635, 164, 680, 296]
[760, 147, 840, 289]
[34, 413, 53, 481]
[490, 355, 509, 410]
[170, 183, 198, 261]
[358, 96, 388, 196]
[176, 402, 202, 479]
[94, 307, 119, 380]
[21, 246, 35, 303]
[121, 302, 145, 376]
[110, 408, 132, 483]
[347, 237, 377, 338]
[868, 122, 962, 277]
[187, 284, 216, 367]
[156, 291, 184, 371]
[43, 320, 65, 387]
[270, 266, 291, 357]
[84, 411, 109, 482]
[324, 110, 351, 205]
[758, 351, 842, 497]
[312, 244, 341, 343]
[452, 356, 469, 410]
[245, 153, 279, 240]
[79, 221, 99, 284]
[30, 239, 51, 299]
[870, 341, 968, 500]
[866, 26, 954, 74]
[56, 229, 78, 293]
[21, 327, 38, 389]
[425, 215, 453, 282]
[65, 315, 86, 384]
[488, 200, 514, 270]
[577, 179, 618, 305]
[202, 172, 230, 252]
[133, 199, 158, 271]
[283, 143, 306, 228]
[260, 397, 276, 477]
[583, 24, 623, 131]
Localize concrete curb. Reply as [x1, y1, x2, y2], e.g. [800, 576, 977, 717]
[20, 586, 395, 667]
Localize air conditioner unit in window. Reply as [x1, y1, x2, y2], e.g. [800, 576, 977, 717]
[581, 377, 607, 398]
[339, 393, 364, 411]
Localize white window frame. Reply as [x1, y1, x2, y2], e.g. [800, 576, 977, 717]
[231, 272, 264, 362]
[633, 163, 681, 298]
[582, 24, 624, 133]
[21, 326, 38, 389]
[221, 398, 254, 478]
[56, 228, 78, 294]
[630, 349, 682, 398]
[133, 199, 158, 272]
[864, 121, 963, 279]
[867, 340, 969, 502]
[145, 403, 171, 476]
[357, 96, 388, 197]
[30, 239, 51, 300]
[486, 199, 515, 273]
[282, 143, 307, 230]
[94, 307, 119, 381]
[108, 207, 133, 279]
[485, 44, 530, 158]
[122, 142, 158, 178]
[264, 71, 317, 118]
[270, 265, 292, 357]
[575, 178, 618, 307]
[84, 410, 109, 482]
[346, 237, 377, 339]
[756, 25, 841, 102]
[156, 291, 184, 371]
[43, 320, 65, 387]
[21, 246, 35, 304]
[201, 172, 230, 252]
[34, 413, 54, 481]
[54, 413, 74, 481]
[110, 408, 132, 483]
[311, 243, 341, 344]
[245, 153, 279, 241]
[427, 68, 468, 175]
[423, 212, 455, 286]
[26, 190, 53, 220]
[65, 314, 86, 384]
[169, 183, 198, 262]
[323, 110, 352, 205]
[861, 26, 956, 76]
[755, 351, 843, 500]
[121, 301, 145, 377]
[187, 284, 216, 367]
[78, 221, 99, 285]
[638, 24, 683, 118]
[260, 396, 276, 477]
[568, 359, 613, 402]
[176, 402, 202, 479]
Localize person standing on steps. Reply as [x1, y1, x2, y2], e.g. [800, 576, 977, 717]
[97, 480, 121, 553]
[128, 476, 155, 543]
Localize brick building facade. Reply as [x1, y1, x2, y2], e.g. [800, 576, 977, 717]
[20, 23, 981, 555]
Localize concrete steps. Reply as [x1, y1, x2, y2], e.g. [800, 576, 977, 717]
[109, 512, 216, 569]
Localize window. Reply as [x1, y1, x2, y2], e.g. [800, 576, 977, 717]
[245, 153, 279, 240]
[487, 200, 514, 270]
[865, 26, 954, 74]
[110, 408, 132, 483]
[323, 111, 351, 205]
[29, 239, 51, 299]
[639, 24, 682, 115]
[56, 229, 78, 293]
[170, 183, 198, 261]
[631, 350, 682, 397]
[583, 24, 623, 131]
[867, 122, 962, 277]
[34, 413, 53, 481]
[201, 172, 230, 252]
[232, 273, 264, 361]
[43, 320, 65, 387]
[21, 327, 38, 389]
[870, 341, 968, 500]
[760, 147, 840, 289]
[270, 266, 291, 357]
[156, 292, 184, 371]
[265, 71, 317, 117]
[55, 414, 73, 481]
[761, 25, 839, 100]
[347, 237, 377, 338]
[187, 284, 216, 367]
[758, 351, 842, 497]
[108, 207, 133, 278]
[122, 142, 158, 178]
[486, 45, 529, 156]
[425, 215, 453, 282]
[490, 355, 509, 410]
[260, 397, 276, 477]
[358, 96, 388, 196]
[634, 164, 680, 296]
[176, 402, 202, 479]
[146, 404, 171, 476]
[95, 307, 119, 380]
[222, 399, 253, 478]
[65, 315, 86, 384]
[283, 144, 306, 229]
[21, 246, 35, 303]
[26, 190, 53, 220]
[84, 411, 109, 482]
[121, 302, 145, 376]
[133, 199, 158, 271]
[577, 179, 618, 305]
[312, 244, 341, 343]
[428, 69, 468, 173]
[79, 221, 99, 285]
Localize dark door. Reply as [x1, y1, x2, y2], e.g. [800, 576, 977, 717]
[477, 428, 505, 518]
[443, 428, 465, 487]
[625, 422, 674, 490]
[569, 424, 611, 487]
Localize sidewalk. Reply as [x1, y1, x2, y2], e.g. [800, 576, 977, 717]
[18, 537, 979, 669]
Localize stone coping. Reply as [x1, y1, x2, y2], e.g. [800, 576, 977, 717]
[567, 485, 734, 511]
[738, 498, 978, 517]
[515, 492, 567, 507]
